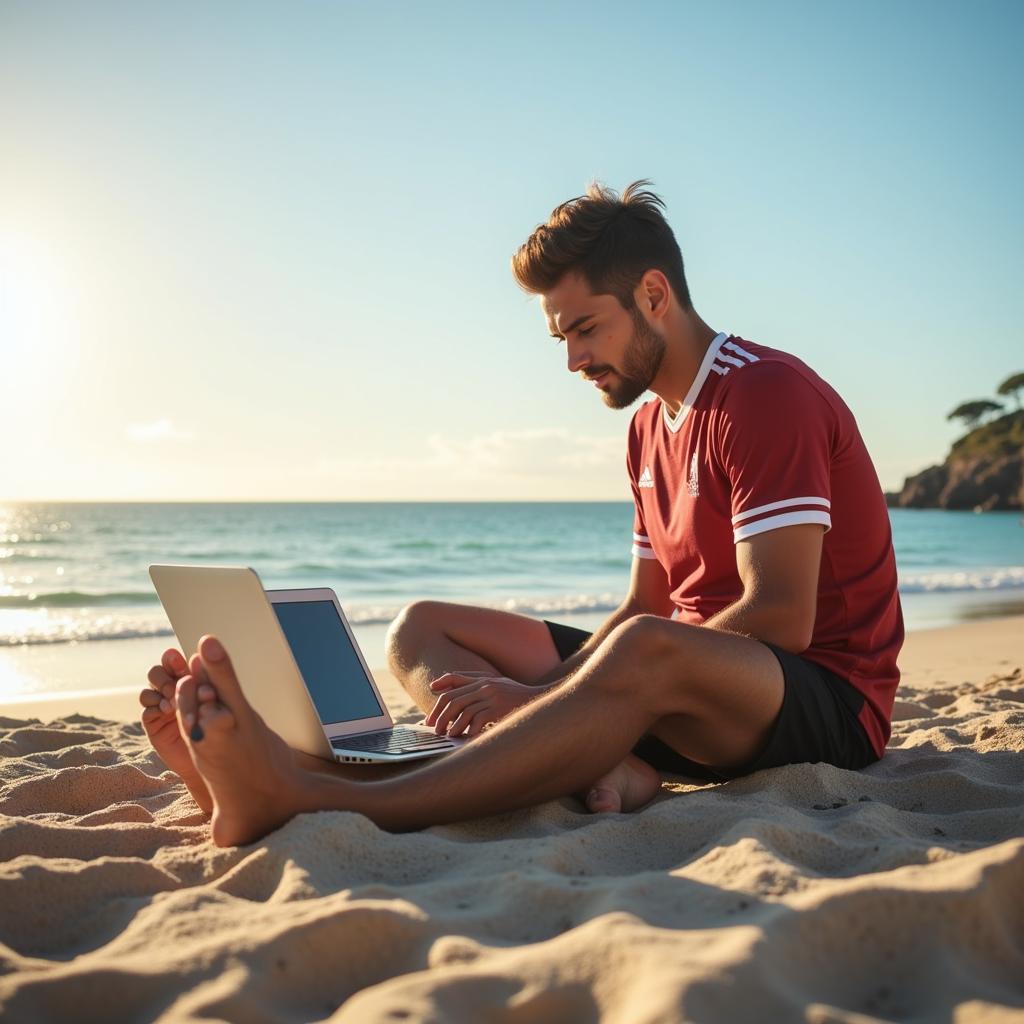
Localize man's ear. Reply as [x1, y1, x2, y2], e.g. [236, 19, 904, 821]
[637, 269, 671, 321]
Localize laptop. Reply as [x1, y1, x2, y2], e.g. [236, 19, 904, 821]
[149, 564, 464, 763]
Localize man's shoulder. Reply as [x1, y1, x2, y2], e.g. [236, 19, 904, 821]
[713, 339, 842, 414]
[628, 397, 661, 438]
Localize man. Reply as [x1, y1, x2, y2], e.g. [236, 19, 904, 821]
[140, 181, 903, 845]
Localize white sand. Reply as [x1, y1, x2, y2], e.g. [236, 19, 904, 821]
[1, 617, 1023, 1021]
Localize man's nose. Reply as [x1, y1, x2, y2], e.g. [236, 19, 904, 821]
[566, 336, 590, 375]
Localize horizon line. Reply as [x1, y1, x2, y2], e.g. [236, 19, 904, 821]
[1, 497, 637, 505]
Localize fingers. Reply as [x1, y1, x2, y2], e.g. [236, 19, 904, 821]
[425, 680, 486, 726]
[429, 672, 468, 693]
[429, 670, 497, 692]
[446, 701, 490, 737]
[430, 690, 489, 734]
[466, 709, 492, 737]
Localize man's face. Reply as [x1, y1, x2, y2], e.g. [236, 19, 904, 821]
[542, 271, 665, 410]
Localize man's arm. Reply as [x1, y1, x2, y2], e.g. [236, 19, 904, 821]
[702, 523, 824, 652]
[535, 521, 823, 690]
[529, 554, 674, 687]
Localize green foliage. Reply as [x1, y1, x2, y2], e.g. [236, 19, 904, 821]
[997, 372, 1024, 408]
[949, 409, 1024, 461]
[946, 399, 1004, 429]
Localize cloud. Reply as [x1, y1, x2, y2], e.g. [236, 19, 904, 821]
[423, 429, 622, 473]
[125, 418, 195, 443]
[315, 427, 629, 499]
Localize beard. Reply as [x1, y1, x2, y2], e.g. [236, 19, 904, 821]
[598, 306, 666, 410]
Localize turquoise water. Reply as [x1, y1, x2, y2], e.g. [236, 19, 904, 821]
[1, 502, 1023, 648]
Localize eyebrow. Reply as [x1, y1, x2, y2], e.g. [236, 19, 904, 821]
[549, 313, 595, 339]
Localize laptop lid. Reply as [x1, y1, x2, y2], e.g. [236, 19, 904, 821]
[148, 565, 333, 760]
[266, 588, 396, 739]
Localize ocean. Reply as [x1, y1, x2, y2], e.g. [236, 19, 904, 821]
[1, 502, 1023, 700]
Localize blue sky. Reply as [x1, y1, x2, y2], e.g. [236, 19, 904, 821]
[1, 0, 1021, 499]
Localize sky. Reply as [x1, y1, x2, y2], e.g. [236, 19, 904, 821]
[1, 0, 1021, 501]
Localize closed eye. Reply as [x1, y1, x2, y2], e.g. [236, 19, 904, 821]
[550, 320, 596, 343]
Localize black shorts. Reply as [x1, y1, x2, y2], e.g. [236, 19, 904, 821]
[544, 620, 880, 783]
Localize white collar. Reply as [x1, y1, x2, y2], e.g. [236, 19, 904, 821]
[662, 331, 728, 433]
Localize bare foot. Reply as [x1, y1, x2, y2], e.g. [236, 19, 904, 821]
[176, 636, 318, 847]
[140, 649, 214, 815]
[583, 753, 662, 814]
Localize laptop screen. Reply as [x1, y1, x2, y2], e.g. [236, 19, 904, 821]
[271, 599, 384, 724]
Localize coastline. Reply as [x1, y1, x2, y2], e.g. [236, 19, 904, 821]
[2, 612, 1021, 724]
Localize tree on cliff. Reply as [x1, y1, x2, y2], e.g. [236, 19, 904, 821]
[947, 400, 1004, 430]
[997, 372, 1024, 410]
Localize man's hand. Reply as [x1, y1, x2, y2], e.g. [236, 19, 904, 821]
[425, 671, 543, 737]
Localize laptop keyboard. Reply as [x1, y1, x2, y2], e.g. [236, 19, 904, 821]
[333, 725, 455, 754]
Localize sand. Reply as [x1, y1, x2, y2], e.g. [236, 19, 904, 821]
[1, 617, 1023, 1022]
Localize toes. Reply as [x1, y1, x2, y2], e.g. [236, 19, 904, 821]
[162, 648, 188, 676]
[147, 666, 177, 703]
[197, 700, 234, 733]
[147, 665, 172, 689]
[176, 674, 199, 735]
[197, 635, 247, 713]
[188, 653, 209, 684]
[178, 672, 237, 746]
[139, 688, 161, 708]
[586, 787, 622, 814]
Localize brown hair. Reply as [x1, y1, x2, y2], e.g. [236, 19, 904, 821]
[511, 180, 691, 310]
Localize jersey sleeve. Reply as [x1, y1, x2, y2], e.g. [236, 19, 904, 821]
[713, 361, 834, 543]
[626, 412, 657, 560]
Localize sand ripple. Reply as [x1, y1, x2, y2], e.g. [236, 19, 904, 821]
[1, 670, 1023, 1022]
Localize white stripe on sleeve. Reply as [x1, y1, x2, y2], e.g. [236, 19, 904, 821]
[732, 496, 831, 525]
[733, 510, 832, 542]
[631, 545, 659, 560]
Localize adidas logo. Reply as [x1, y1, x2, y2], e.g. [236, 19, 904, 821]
[638, 466, 654, 489]
[687, 450, 699, 497]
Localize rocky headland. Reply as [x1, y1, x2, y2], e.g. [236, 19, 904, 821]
[888, 410, 1024, 510]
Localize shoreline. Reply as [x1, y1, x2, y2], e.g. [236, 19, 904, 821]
[2, 612, 1021, 724]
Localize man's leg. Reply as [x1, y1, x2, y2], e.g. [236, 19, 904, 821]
[385, 601, 564, 713]
[175, 615, 785, 845]
[385, 601, 660, 812]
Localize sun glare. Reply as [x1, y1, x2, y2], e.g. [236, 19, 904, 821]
[0, 230, 78, 446]
[0, 231, 73, 390]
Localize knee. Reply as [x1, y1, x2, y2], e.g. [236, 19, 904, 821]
[595, 615, 679, 692]
[609, 614, 677, 658]
[385, 600, 444, 674]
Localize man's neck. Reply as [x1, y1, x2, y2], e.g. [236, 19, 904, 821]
[650, 310, 719, 419]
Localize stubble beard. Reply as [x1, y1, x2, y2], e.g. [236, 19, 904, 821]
[601, 307, 667, 410]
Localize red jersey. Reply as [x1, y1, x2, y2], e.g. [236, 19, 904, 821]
[628, 332, 903, 757]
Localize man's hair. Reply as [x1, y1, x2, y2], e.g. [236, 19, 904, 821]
[511, 180, 691, 310]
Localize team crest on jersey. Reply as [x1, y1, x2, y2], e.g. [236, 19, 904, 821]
[638, 465, 654, 489]
[687, 450, 699, 497]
